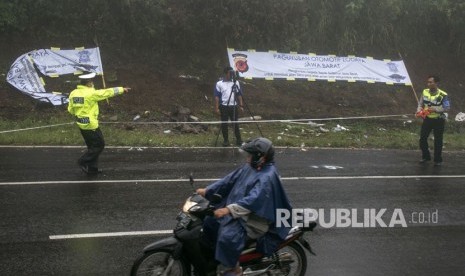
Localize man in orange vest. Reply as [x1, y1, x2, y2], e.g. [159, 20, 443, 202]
[416, 75, 450, 166]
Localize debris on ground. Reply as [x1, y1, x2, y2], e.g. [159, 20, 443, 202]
[174, 124, 201, 134]
[169, 106, 208, 134]
[238, 116, 262, 121]
[455, 112, 465, 122]
[171, 106, 191, 122]
[189, 115, 199, 122]
[178, 74, 200, 80]
[403, 120, 413, 126]
[283, 133, 300, 138]
[319, 126, 330, 133]
[133, 114, 141, 121]
[332, 124, 349, 132]
[125, 125, 135, 131]
[307, 121, 325, 127]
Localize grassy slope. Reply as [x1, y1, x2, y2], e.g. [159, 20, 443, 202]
[1, 112, 465, 150]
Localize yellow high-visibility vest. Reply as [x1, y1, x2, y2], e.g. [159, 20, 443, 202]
[67, 85, 124, 130]
[421, 88, 447, 119]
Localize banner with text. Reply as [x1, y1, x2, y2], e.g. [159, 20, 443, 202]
[6, 47, 103, 106]
[32, 48, 103, 77]
[227, 49, 412, 85]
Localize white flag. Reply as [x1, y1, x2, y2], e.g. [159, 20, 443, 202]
[6, 47, 104, 106]
[32, 48, 103, 76]
[7, 54, 46, 94]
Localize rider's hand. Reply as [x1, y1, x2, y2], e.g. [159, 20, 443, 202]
[196, 188, 206, 197]
[214, 207, 230, 218]
[215, 108, 220, 115]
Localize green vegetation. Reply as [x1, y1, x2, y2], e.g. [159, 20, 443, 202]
[2, 0, 465, 75]
[1, 117, 464, 150]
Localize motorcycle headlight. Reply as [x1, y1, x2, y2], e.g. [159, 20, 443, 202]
[182, 197, 198, 213]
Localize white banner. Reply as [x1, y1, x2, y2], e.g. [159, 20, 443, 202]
[227, 49, 412, 85]
[32, 48, 103, 76]
[7, 54, 46, 94]
[6, 47, 103, 106]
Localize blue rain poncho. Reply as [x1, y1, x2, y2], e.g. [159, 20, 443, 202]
[204, 162, 292, 267]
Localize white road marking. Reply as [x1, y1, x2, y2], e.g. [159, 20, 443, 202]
[0, 145, 303, 149]
[49, 230, 173, 240]
[282, 175, 465, 180]
[1, 175, 465, 186]
[33, 174, 462, 240]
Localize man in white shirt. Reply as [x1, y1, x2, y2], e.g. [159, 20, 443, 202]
[214, 67, 244, 146]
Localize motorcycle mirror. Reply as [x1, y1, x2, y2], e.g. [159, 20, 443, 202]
[189, 173, 195, 192]
[210, 193, 223, 204]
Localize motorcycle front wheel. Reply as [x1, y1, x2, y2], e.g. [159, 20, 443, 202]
[274, 241, 307, 276]
[131, 249, 190, 276]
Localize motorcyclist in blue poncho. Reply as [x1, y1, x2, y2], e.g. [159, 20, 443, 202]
[197, 137, 293, 276]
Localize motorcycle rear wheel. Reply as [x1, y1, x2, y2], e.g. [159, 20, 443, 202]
[131, 249, 190, 276]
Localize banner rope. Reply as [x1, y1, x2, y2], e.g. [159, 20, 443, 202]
[101, 114, 412, 125]
[0, 122, 74, 134]
[0, 114, 414, 134]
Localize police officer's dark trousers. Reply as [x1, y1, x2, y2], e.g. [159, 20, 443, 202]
[220, 105, 242, 145]
[419, 117, 445, 162]
[79, 128, 105, 171]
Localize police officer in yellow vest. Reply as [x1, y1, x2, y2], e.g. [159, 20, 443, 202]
[416, 75, 450, 166]
[68, 72, 131, 174]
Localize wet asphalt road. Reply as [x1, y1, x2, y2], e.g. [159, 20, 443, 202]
[0, 146, 465, 276]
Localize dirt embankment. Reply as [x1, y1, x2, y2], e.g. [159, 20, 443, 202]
[0, 55, 463, 122]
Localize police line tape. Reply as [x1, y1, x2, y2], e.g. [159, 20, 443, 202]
[0, 122, 75, 134]
[0, 114, 413, 134]
[102, 114, 413, 125]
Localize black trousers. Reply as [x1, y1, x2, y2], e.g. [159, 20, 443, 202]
[79, 128, 105, 171]
[220, 105, 242, 144]
[419, 117, 445, 162]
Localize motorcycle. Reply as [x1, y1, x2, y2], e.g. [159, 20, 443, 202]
[131, 178, 316, 276]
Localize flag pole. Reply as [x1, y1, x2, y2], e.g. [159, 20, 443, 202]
[94, 39, 106, 89]
[398, 52, 419, 103]
[93, 35, 109, 104]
